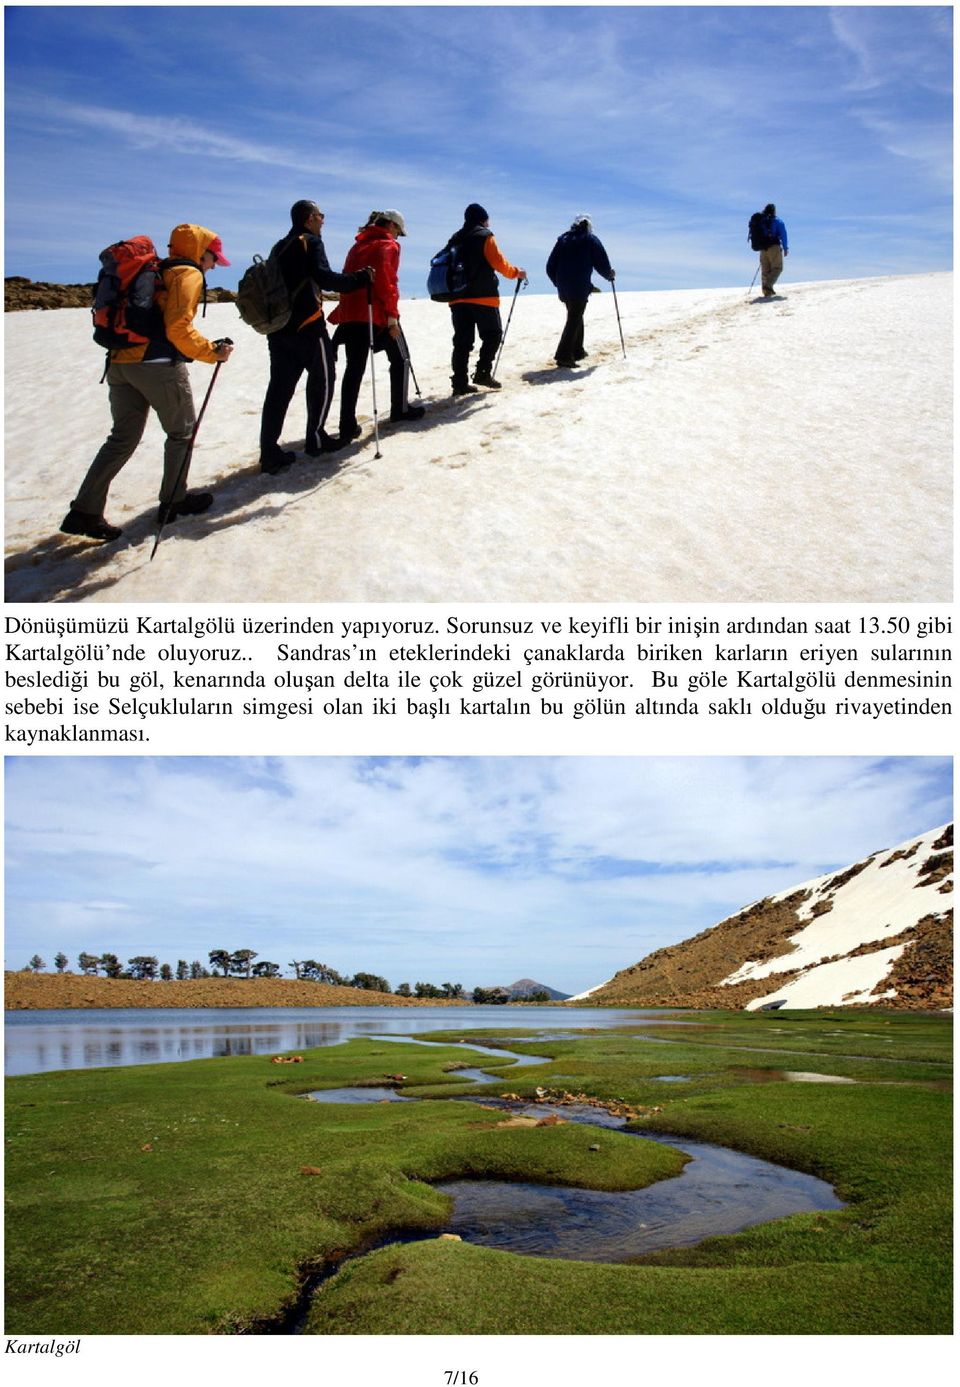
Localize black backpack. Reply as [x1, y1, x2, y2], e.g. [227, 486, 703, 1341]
[427, 241, 469, 302]
[748, 212, 776, 252]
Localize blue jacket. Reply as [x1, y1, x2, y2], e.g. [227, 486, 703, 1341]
[546, 228, 614, 301]
[765, 216, 789, 252]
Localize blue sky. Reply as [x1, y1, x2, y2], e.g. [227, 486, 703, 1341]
[4, 6, 952, 292]
[4, 757, 951, 992]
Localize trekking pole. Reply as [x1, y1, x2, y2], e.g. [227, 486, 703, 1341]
[746, 264, 760, 297]
[367, 284, 382, 459]
[398, 325, 421, 397]
[611, 277, 626, 359]
[149, 346, 229, 562]
[492, 275, 526, 380]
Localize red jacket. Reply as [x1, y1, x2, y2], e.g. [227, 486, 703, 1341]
[328, 225, 399, 329]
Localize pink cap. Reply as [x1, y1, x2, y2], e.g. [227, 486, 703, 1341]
[206, 235, 230, 267]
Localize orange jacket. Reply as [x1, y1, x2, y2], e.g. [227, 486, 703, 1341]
[450, 234, 522, 308]
[113, 224, 221, 365]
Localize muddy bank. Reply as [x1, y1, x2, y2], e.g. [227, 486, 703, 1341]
[4, 972, 469, 1012]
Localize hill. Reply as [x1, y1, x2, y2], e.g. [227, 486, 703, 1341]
[501, 978, 570, 1000]
[571, 824, 952, 1010]
[5, 274, 950, 603]
[3, 972, 468, 1011]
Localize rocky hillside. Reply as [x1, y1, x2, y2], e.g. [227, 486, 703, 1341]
[5, 276, 236, 311]
[571, 824, 952, 1011]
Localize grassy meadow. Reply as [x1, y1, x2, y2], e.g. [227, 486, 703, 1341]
[5, 1010, 952, 1335]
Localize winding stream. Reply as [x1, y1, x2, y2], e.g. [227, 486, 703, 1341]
[436, 1099, 842, 1261]
[286, 1035, 843, 1331]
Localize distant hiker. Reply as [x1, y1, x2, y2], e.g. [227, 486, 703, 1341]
[328, 210, 424, 443]
[258, 201, 374, 472]
[443, 204, 527, 395]
[748, 203, 789, 298]
[545, 215, 615, 367]
[61, 224, 234, 543]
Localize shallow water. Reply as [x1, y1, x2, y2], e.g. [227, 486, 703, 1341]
[732, 1068, 858, 1085]
[304, 1037, 552, 1099]
[307, 1087, 413, 1103]
[435, 1100, 843, 1261]
[4, 1004, 655, 1076]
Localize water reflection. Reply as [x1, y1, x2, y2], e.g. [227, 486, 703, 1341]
[5, 1005, 672, 1077]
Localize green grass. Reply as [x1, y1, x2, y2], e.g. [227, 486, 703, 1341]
[5, 1011, 952, 1334]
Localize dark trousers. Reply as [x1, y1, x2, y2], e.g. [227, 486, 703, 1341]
[450, 303, 502, 383]
[333, 322, 410, 429]
[259, 325, 335, 459]
[555, 297, 589, 363]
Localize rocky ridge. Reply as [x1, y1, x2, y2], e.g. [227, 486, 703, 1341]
[5, 276, 236, 312]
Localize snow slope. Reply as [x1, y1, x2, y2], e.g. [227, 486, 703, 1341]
[4, 273, 951, 603]
[722, 823, 953, 1009]
[571, 824, 953, 1010]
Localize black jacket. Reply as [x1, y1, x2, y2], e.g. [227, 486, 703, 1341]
[546, 228, 613, 301]
[448, 225, 499, 300]
[270, 229, 368, 335]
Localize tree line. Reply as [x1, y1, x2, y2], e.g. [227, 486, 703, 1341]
[19, 952, 549, 1002]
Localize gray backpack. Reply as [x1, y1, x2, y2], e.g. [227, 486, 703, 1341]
[236, 247, 306, 334]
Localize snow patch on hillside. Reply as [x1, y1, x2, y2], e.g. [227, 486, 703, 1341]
[719, 824, 951, 1009]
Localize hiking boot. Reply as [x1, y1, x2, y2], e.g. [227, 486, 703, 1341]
[555, 358, 576, 368]
[451, 378, 479, 396]
[157, 492, 213, 525]
[472, 368, 502, 389]
[260, 450, 295, 475]
[338, 422, 363, 441]
[390, 405, 425, 423]
[60, 508, 122, 543]
[304, 432, 345, 457]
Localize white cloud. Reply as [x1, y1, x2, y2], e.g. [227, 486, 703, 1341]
[4, 757, 949, 990]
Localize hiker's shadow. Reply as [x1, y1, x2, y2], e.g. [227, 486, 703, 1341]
[5, 398, 488, 601]
[5, 451, 347, 602]
[522, 365, 600, 385]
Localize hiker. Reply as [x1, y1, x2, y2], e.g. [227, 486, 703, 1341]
[749, 203, 789, 297]
[258, 200, 374, 472]
[545, 215, 615, 367]
[60, 224, 234, 543]
[328, 210, 423, 443]
[443, 204, 527, 395]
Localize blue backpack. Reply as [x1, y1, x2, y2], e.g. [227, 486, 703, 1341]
[427, 242, 468, 302]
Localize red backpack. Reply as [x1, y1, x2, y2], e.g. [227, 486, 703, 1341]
[91, 236, 163, 351]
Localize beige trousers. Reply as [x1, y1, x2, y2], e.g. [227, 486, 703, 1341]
[760, 245, 784, 293]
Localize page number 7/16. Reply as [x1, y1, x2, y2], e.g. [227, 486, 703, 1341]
[444, 1374, 478, 1385]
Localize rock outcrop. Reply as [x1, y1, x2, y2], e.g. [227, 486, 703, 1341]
[5, 276, 236, 312]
